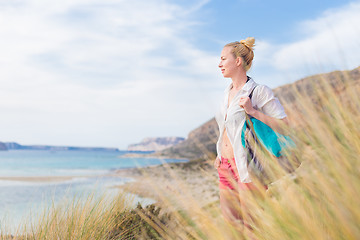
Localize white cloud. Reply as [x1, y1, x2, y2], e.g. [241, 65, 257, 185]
[253, 1, 360, 87]
[3, 0, 357, 149]
[0, 0, 220, 148]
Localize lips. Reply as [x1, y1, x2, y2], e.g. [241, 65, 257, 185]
[221, 69, 225, 73]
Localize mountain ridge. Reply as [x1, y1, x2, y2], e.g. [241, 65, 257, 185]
[152, 66, 360, 160]
[127, 137, 185, 152]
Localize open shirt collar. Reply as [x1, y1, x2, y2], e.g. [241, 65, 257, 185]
[225, 76, 256, 96]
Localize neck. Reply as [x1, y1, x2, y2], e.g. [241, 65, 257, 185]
[231, 71, 248, 90]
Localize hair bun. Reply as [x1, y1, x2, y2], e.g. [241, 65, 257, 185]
[240, 37, 255, 50]
[224, 37, 255, 71]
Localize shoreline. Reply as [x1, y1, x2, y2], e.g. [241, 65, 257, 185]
[0, 158, 220, 235]
[0, 159, 219, 208]
[0, 158, 188, 184]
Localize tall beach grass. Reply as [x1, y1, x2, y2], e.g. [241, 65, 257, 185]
[132, 68, 360, 240]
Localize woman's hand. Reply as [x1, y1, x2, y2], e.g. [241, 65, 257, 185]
[214, 156, 221, 169]
[239, 96, 256, 115]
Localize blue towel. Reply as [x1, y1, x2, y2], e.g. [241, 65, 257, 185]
[241, 117, 295, 157]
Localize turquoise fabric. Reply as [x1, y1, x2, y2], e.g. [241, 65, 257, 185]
[241, 117, 295, 157]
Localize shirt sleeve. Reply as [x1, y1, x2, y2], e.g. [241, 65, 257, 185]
[254, 85, 287, 119]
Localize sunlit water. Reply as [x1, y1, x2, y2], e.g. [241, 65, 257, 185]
[0, 150, 187, 232]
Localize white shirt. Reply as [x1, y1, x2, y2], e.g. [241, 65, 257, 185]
[215, 77, 287, 183]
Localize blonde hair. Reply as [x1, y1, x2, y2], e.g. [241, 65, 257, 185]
[225, 37, 255, 71]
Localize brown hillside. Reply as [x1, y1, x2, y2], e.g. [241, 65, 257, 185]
[152, 118, 218, 160]
[154, 66, 360, 160]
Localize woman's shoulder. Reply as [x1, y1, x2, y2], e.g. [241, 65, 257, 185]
[253, 84, 274, 98]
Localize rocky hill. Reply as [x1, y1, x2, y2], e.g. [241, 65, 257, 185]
[127, 137, 185, 152]
[273, 66, 360, 104]
[151, 118, 218, 160]
[152, 66, 360, 160]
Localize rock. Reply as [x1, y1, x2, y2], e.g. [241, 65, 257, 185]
[152, 118, 219, 160]
[0, 142, 7, 151]
[127, 137, 185, 152]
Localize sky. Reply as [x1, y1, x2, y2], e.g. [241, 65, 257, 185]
[0, 0, 359, 149]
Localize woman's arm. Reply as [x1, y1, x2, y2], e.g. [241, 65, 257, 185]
[249, 109, 289, 134]
[239, 96, 289, 134]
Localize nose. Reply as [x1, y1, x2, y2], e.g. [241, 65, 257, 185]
[218, 61, 222, 68]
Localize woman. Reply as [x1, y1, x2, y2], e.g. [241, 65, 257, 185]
[214, 37, 288, 229]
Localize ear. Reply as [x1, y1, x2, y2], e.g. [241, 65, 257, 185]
[236, 57, 242, 67]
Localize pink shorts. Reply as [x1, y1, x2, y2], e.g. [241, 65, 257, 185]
[218, 156, 267, 191]
[218, 156, 239, 190]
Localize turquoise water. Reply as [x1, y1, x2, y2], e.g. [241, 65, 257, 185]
[0, 150, 187, 231]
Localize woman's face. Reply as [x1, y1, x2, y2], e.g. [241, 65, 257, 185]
[218, 47, 240, 78]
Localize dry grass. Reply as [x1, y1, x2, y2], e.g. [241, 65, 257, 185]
[132, 70, 360, 240]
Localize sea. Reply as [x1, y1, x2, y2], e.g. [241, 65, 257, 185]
[0, 149, 187, 232]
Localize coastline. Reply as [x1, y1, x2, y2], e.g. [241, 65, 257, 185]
[0, 157, 220, 234]
[0, 158, 219, 208]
